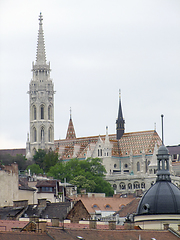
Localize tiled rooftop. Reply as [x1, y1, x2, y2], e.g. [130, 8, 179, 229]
[55, 130, 162, 159]
[72, 196, 135, 214]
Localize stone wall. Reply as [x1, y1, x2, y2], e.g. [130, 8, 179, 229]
[0, 164, 19, 207]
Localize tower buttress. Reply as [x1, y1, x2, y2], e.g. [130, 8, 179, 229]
[116, 90, 125, 139]
[27, 13, 55, 157]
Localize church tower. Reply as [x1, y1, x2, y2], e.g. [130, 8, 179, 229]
[116, 90, 125, 139]
[27, 13, 55, 157]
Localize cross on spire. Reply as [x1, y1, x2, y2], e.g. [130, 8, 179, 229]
[39, 12, 43, 25]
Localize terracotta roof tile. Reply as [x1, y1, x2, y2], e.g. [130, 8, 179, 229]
[73, 197, 135, 214]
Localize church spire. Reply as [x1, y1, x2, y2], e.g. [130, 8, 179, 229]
[116, 89, 125, 139]
[66, 108, 76, 139]
[36, 12, 47, 65]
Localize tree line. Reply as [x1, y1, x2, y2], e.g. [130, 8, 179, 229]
[0, 150, 114, 196]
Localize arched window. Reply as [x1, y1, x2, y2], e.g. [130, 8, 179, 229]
[48, 105, 51, 120]
[113, 184, 117, 190]
[141, 182, 145, 189]
[98, 149, 102, 157]
[41, 105, 44, 119]
[137, 162, 140, 172]
[119, 182, 126, 190]
[41, 128, 44, 141]
[134, 181, 140, 189]
[128, 183, 132, 189]
[48, 127, 52, 142]
[33, 128, 37, 142]
[33, 105, 36, 120]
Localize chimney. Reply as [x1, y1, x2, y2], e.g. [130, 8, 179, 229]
[38, 199, 47, 208]
[89, 220, 97, 229]
[108, 220, 116, 230]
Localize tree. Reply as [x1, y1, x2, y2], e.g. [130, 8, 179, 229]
[69, 176, 96, 193]
[43, 151, 58, 172]
[33, 149, 47, 169]
[0, 153, 28, 170]
[27, 164, 43, 175]
[47, 158, 114, 196]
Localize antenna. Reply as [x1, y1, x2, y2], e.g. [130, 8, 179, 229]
[161, 114, 164, 145]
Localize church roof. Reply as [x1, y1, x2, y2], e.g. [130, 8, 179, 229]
[55, 130, 162, 159]
[66, 116, 76, 140]
[112, 130, 162, 157]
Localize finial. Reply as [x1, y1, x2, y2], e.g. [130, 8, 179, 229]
[70, 107, 72, 119]
[154, 122, 156, 131]
[39, 12, 43, 25]
[119, 89, 121, 99]
[161, 114, 164, 145]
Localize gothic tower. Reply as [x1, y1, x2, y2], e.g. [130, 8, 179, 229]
[27, 13, 55, 158]
[116, 90, 125, 140]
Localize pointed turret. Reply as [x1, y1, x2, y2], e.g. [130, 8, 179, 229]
[66, 108, 76, 139]
[116, 90, 125, 139]
[36, 12, 46, 65]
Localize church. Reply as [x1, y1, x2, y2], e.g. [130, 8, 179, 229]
[24, 13, 180, 194]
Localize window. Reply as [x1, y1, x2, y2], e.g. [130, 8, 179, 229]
[137, 162, 140, 171]
[41, 128, 44, 141]
[113, 184, 117, 190]
[33, 128, 37, 142]
[33, 106, 36, 120]
[41, 105, 44, 119]
[134, 181, 140, 189]
[128, 183, 132, 189]
[124, 163, 128, 168]
[105, 204, 111, 208]
[48, 105, 51, 120]
[114, 164, 117, 168]
[141, 182, 145, 189]
[48, 127, 51, 142]
[41, 187, 53, 192]
[98, 149, 102, 157]
[119, 182, 126, 190]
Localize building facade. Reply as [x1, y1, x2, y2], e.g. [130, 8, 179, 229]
[26, 13, 55, 159]
[54, 95, 180, 194]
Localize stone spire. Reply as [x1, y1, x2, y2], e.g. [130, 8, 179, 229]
[27, 13, 55, 156]
[66, 108, 76, 139]
[116, 89, 125, 139]
[35, 12, 46, 65]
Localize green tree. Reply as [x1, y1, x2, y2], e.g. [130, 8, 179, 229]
[33, 149, 47, 170]
[47, 158, 113, 196]
[27, 164, 43, 175]
[69, 175, 96, 193]
[43, 151, 58, 172]
[0, 153, 28, 170]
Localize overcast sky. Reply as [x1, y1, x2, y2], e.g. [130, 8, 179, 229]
[0, 0, 180, 149]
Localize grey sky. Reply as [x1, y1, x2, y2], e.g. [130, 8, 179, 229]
[0, 0, 180, 149]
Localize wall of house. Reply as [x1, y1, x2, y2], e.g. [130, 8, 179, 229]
[0, 164, 19, 207]
[18, 190, 35, 205]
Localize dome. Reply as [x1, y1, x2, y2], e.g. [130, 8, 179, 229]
[137, 181, 180, 215]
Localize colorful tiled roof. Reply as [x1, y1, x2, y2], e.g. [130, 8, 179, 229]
[55, 130, 162, 159]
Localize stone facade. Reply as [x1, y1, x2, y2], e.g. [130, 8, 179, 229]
[26, 13, 55, 159]
[0, 164, 19, 207]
